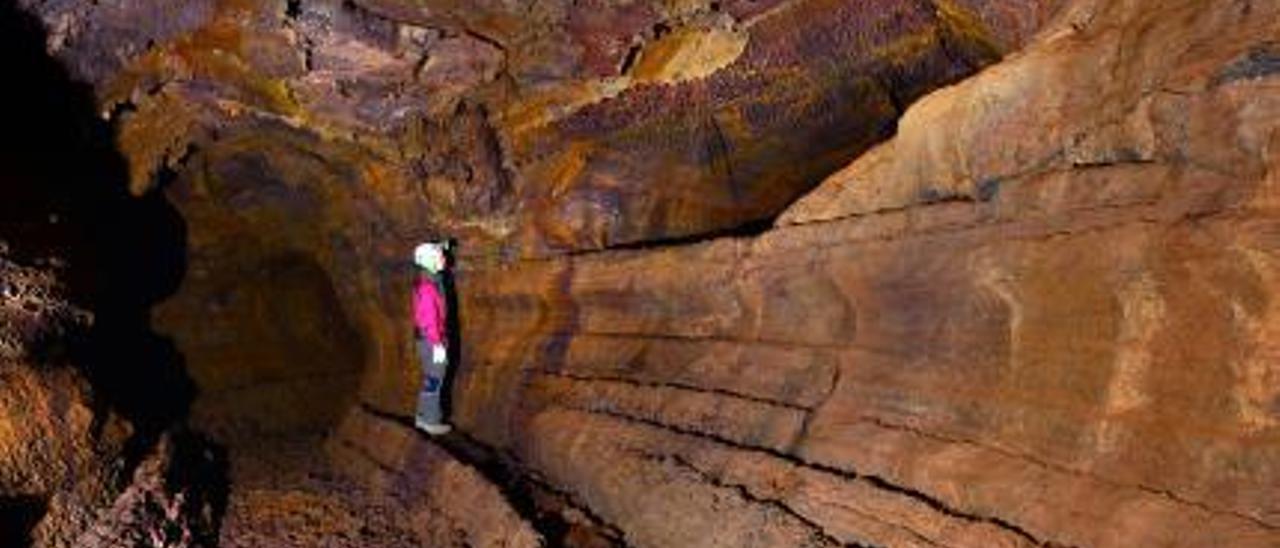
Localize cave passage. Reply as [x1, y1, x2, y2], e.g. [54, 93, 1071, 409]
[155, 249, 368, 445]
[0, 4, 378, 544]
[0, 0, 370, 451]
[5, 0, 1279, 546]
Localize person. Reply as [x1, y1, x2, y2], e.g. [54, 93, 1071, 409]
[412, 241, 452, 435]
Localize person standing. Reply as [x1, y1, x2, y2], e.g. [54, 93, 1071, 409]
[412, 241, 452, 435]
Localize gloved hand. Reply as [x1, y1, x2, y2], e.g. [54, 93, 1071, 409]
[432, 343, 447, 364]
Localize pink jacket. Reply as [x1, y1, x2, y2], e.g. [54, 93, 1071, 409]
[413, 278, 447, 344]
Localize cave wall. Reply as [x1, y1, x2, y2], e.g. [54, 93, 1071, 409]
[0, 253, 220, 547]
[7, 0, 1279, 545]
[0, 2, 226, 543]
[153, 247, 365, 442]
[0, 258, 127, 547]
[26, 0, 1061, 445]
[351, 0, 1280, 545]
[148, 125, 380, 442]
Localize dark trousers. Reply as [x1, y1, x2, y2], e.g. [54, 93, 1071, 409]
[415, 339, 448, 424]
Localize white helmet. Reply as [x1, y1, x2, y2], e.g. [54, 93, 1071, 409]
[413, 241, 448, 272]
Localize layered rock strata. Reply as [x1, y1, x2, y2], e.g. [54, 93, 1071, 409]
[357, 0, 1280, 545]
[7, 0, 1279, 546]
[9, 0, 1060, 455]
[326, 409, 543, 547]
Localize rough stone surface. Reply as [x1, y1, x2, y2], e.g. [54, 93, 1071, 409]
[75, 433, 224, 548]
[218, 432, 426, 548]
[0, 253, 89, 361]
[7, 0, 1279, 546]
[781, 0, 1280, 225]
[0, 252, 220, 547]
[326, 409, 543, 547]
[38, 0, 1062, 470]
[17, 0, 1061, 256]
[372, 0, 1278, 545]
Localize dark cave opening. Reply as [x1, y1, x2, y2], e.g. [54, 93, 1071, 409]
[0, 3, 230, 542]
[0, 0, 194, 454]
[154, 248, 369, 447]
[0, 3, 370, 542]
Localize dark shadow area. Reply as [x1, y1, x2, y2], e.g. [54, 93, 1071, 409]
[166, 429, 230, 547]
[0, 0, 187, 446]
[0, 0, 227, 533]
[441, 238, 462, 420]
[580, 217, 775, 256]
[0, 495, 48, 548]
[161, 247, 369, 445]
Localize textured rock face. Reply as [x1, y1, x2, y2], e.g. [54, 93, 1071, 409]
[11, 0, 1060, 459]
[0, 4, 224, 544]
[0, 254, 221, 547]
[7, 0, 1279, 546]
[153, 242, 366, 443]
[326, 409, 543, 547]
[0, 257, 124, 547]
[350, 0, 1278, 545]
[19, 0, 1061, 255]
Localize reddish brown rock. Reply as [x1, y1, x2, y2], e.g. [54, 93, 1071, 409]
[780, 0, 1279, 225]
[10, 0, 1278, 546]
[326, 409, 542, 547]
[519, 407, 1037, 547]
[75, 433, 223, 548]
[500, 0, 1048, 254]
[447, 171, 1280, 545]
[0, 253, 222, 548]
[387, 0, 1280, 545]
[22, 0, 1064, 259]
[0, 255, 121, 546]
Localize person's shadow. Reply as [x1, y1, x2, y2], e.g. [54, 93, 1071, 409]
[440, 240, 463, 422]
[0, 2, 226, 544]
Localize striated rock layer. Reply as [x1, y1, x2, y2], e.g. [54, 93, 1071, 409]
[6, 0, 1278, 545]
[7, 0, 1060, 453]
[326, 409, 542, 547]
[353, 0, 1280, 545]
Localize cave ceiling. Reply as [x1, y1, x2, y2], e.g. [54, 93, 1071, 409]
[22, 0, 1063, 258]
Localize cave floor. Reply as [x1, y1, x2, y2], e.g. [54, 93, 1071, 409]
[217, 433, 423, 548]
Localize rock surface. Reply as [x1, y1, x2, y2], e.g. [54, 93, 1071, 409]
[0, 255, 122, 547]
[18, 0, 1062, 256]
[5, 0, 1279, 546]
[357, 0, 1280, 545]
[10, 0, 1061, 471]
[326, 409, 543, 547]
[0, 252, 222, 547]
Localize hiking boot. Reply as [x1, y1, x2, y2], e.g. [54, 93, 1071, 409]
[415, 419, 452, 436]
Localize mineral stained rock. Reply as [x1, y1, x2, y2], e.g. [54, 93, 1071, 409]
[0, 256, 123, 547]
[0, 253, 220, 547]
[7, 0, 1279, 545]
[326, 409, 543, 547]
[14, 0, 1060, 471]
[361, 0, 1277, 545]
[20, 0, 1062, 256]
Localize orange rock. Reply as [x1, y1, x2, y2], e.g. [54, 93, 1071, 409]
[438, 0, 1280, 544]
